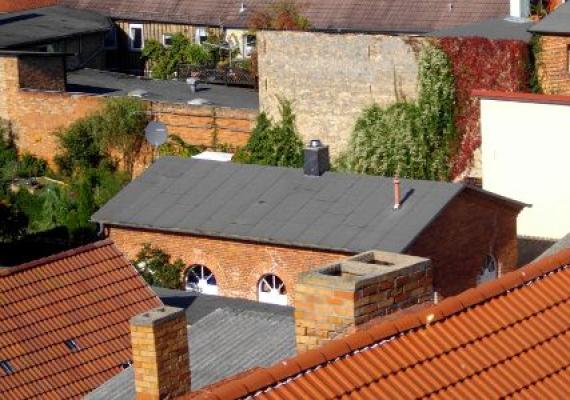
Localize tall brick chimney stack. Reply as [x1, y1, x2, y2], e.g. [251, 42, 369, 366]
[295, 251, 433, 352]
[130, 306, 190, 400]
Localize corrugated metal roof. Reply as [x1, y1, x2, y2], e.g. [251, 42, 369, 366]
[0, 5, 112, 48]
[184, 247, 570, 400]
[85, 304, 296, 399]
[0, 240, 162, 400]
[92, 157, 468, 254]
[61, 0, 510, 33]
[529, 2, 570, 34]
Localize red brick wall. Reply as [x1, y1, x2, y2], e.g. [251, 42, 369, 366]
[107, 189, 519, 305]
[0, 55, 255, 169]
[407, 189, 519, 298]
[108, 227, 346, 304]
[538, 35, 570, 95]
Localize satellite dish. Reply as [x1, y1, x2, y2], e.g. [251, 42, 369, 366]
[145, 121, 168, 147]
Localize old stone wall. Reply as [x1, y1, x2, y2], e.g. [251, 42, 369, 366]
[538, 35, 570, 95]
[18, 55, 66, 91]
[258, 31, 423, 157]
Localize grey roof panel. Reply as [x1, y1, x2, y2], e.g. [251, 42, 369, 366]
[430, 17, 534, 42]
[0, 6, 111, 48]
[85, 290, 295, 400]
[529, 3, 570, 34]
[537, 233, 570, 260]
[93, 157, 502, 253]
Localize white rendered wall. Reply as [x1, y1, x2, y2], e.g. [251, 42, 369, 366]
[481, 98, 570, 239]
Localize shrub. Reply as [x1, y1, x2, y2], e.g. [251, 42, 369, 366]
[249, 0, 310, 30]
[159, 135, 203, 158]
[339, 44, 456, 180]
[235, 99, 303, 167]
[133, 244, 185, 289]
[0, 201, 28, 242]
[143, 34, 211, 79]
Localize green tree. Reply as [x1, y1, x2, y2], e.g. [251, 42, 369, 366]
[235, 99, 304, 167]
[143, 33, 211, 79]
[133, 244, 185, 289]
[0, 201, 28, 242]
[339, 44, 456, 181]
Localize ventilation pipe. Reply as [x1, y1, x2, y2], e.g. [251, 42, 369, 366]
[393, 176, 401, 210]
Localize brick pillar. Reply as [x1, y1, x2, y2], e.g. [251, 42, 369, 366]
[295, 251, 432, 352]
[130, 306, 190, 400]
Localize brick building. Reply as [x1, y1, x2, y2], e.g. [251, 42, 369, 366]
[93, 143, 526, 306]
[531, 2, 570, 94]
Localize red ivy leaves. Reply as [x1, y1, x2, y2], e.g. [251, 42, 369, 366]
[437, 37, 529, 178]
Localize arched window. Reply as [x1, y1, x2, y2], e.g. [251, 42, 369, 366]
[477, 255, 498, 285]
[185, 265, 218, 295]
[258, 274, 287, 305]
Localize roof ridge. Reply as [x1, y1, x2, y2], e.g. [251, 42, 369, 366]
[193, 248, 570, 400]
[0, 239, 114, 277]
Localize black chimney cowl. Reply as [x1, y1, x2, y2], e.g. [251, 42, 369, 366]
[304, 140, 330, 176]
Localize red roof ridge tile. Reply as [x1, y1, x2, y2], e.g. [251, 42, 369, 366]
[0, 239, 115, 277]
[186, 248, 570, 400]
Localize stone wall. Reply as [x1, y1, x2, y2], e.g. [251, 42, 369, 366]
[538, 35, 570, 95]
[18, 55, 66, 91]
[258, 31, 423, 156]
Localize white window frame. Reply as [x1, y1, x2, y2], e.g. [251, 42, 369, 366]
[477, 255, 498, 285]
[258, 274, 288, 306]
[162, 33, 174, 47]
[242, 34, 256, 58]
[195, 27, 208, 44]
[185, 264, 218, 295]
[128, 23, 144, 52]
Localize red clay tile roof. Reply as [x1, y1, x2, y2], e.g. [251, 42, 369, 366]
[0, 0, 58, 12]
[60, 0, 510, 33]
[185, 248, 570, 399]
[0, 240, 162, 400]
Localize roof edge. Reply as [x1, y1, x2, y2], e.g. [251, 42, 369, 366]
[474, 89, 570, 106]
[0, 239, 114, 276]
[191, 247, 570, 400]
[463, 184, 529, 211]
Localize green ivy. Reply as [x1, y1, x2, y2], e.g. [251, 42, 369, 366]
[235, 98, 304, 168]
[338, 44, 456, 181]
[529, 34, 543, 94]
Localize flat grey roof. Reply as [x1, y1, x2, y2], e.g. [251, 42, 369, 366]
[0, 6, 111, 48]
[430, 17, 534, 42]
[530, 3, 570, 34]
[93, 157, 484, 254]
[67, 69, 259, 109]
[85, 290, 295, 398]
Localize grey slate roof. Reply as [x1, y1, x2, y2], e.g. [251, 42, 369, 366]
[529, 2, 570, 34]
[536, 233, 570, 260]
[85, 290, 295, 399]
[0, 5, 112, 48]
[93, 157, 524, 254]
[430, 17, 534, 42]
[67, 68, 259, 109]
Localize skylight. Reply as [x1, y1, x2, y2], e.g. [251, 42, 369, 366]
[0, 360, 15, 375]
[64, 339, 80, 352]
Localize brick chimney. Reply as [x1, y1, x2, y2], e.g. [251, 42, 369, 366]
[510, 0, 530, 18]
[303, 139, 330, 176]
[130, 306, 190, 400]
[295, 251, 432, 352]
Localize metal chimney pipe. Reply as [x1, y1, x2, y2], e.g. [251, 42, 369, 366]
[393, 176, 401, 210]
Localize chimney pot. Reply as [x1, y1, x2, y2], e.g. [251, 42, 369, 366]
[304, 140, 330, 176]
[393, 176, 401, 210]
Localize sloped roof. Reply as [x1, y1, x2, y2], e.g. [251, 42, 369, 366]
[0, 240, 162, 400]
[93, 157, 524, 254]
[61, 0, 510, 34]
[184, 248, 570, 399]
[0, 0, 58, 13]
[537, 232, 570, 260]
[430, 17, 534, 42]
[529, 2, 570, 34]
[0, 5, 112, 48]
[86, 291, 295, 399]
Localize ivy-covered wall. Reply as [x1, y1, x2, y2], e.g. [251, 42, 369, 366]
[437, 37, 530, 179]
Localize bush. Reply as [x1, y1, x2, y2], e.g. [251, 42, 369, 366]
[338, 44, 456, 181]
[0, 201, 28, 242]
[133, 244, 185, 289]
[159, 135, 203, 158]
[143, 34, 211, 79]
[235, 99, 304, 167]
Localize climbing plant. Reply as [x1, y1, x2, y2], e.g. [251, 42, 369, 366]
[338, 44, 456, 180]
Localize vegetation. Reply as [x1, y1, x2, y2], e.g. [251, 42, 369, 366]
[249, 0, 310, 30]
[530, 35, 543, 93]
[159, 134, 203, 158]
[234, 98, 304, 167]
[338, 44, 456, 180]
[133, 244, 185, 289]
[143, 33, 211, 79]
